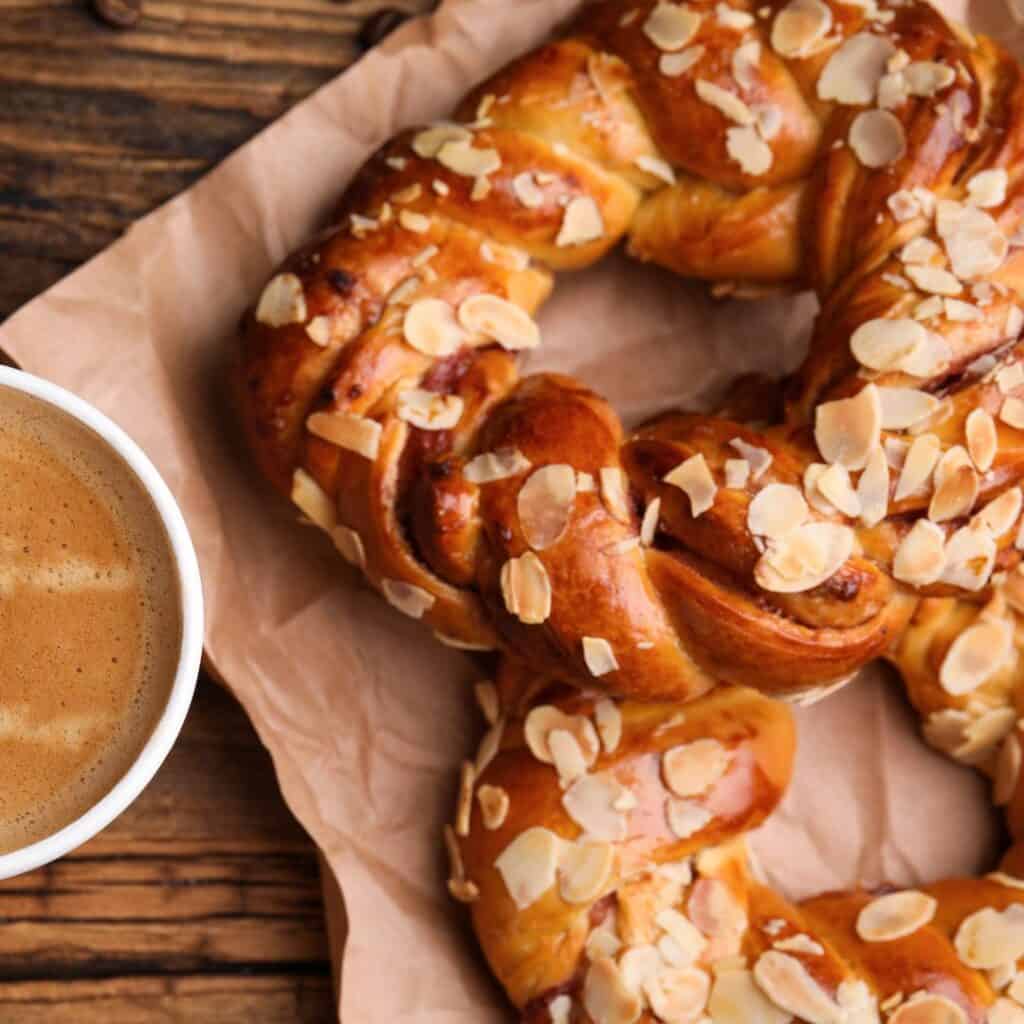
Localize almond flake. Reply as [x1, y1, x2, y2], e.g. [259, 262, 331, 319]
[941, 524, 996, 590]
[851, 317, 927, 371]
[894, 433, 941, 499]
[988, 998, 1024, 1024]
[818, 463, 860, 517]
[955, 905, 1024, 968]
[306, 410, 382, 460]
[500, 551, 552, 624]
[643, 2, 702, 50]
[403, 298, 466, 356]
[382, 578, 435, 619]
[877, 386, 941, 429]
[475, 784, 509, 830]
[512, 171, 544, 208]
[900, 237, 942, 265]
[726, 126, 774, 175]
[995, 732, 1022, 806]
[664, 453, 718, 517]
[556, 196, 605, 247]
[458, 293, 540, 350]
[729, 438, 773, 478]
[331, 525, 365, 568]
[583, 636, 620, 677]
[753, 951, 844, 1022]
[454, 759, 475, 837]
[814, 384, 881, 469]
[967, 168, 1008, 209]
[397, 389, 464, 430]
[709, 968, 790, 1024]
[635, 154, 676, 185]
[560, 841, 615, 904]
[464, 448, 532, 484]
[663, 738, 730, 797]
[665, 797, 713, 839]
[940, 616, 1013, 694]
[306, 316, 331, 346]
[600, 467, 632, 523]
[586, 924, 623, 961]
[696, 79, 754, 125]
[584, 958, 643, 1024]
[914, 296, 945, 320]
[747, 483, 808, 539]
[774, 934, 824, 955]
[817, 32, 895, 105]
[1006, 306, 1024, 339]
[928, 462, 978, 522]
[888, 994, 967, 1024]
[966, 409, 998, 472]
[495, 827, 563, 910]
[594, 699, 622, 754]
[474, 681, 500, 725]
[904, 60, 956, 96]
[660, 45, 706, 76]
[888, 189, 921, 223]
[548, 995, 572, 1024]
[475, 718, 504, 776]
[858, 445, 890, 526]
[755, 522, 854, 593]
[563, 772, 632, 841]
[518, 464, 576, 549]
[412, 123, 471, 158]
[645, 966, 711, 1022]
[291, 468, 336, 529]
[936, 200, 1008, 280]
[856, 890, 937, 942]
[549, 729, 588, 787]
[398, 209, 430, 234]
[725, 458, 750, 489]
[641, 497, 661, 545]
[1002, 397, 1024, 429]
[436, 139, 500, 178]
[732, 39, 761, 91]
[905, 264, 963, 296]
[849, 109, 906, 168]
[973, 488, 1022, 537]
[524, 705, 600, 767]
[997, 362, 1024, 394]
[893, 520, 946, 585]
[256, 272, 307, 327]
[771, 0, 832, 57]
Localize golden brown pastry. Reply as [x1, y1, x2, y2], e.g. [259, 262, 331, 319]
[232, 0, 1024, 1018]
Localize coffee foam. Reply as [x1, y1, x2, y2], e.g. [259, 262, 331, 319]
[0, 385, 181, 853]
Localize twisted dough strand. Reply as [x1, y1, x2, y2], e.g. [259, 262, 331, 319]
[234, 0, 1024, 1020]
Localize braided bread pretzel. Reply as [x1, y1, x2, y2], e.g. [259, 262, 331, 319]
[233, 0, 1024, 1019]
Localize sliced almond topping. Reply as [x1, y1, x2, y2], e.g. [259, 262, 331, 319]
[893, 519, 946, 586]
[500, 551, 552, 624]
[945, 298, 982, 322]
[717, 2, 755, 29]
[332, 525, 365, 568]
[583, 958, 643, 1024]
[753, 951, 843, 1022]
[894, 433, 941, 500]
[967, 168, 1008, 209]
[475, 717, 504, 777]
[877, 386, 941, 430]
[657, 908, 708, 965]
[306, 315, 331, 346]
[732, 39, 761, 90]
[557, 196, 605, 247]
[858, 445, 890, 526]
[583, 636, 620, 677]
[641, 497, 661, 546]
[994, 731, 1022, 806]
[548, 995, 572, 1024]
[913, 296, 945, 320]
[635, 154, 676, 185]
[594, 698, 622, 754]
[771, 0, 832, 58]
[940, 616, 1013, 694]
[941, 524, 996, 591]
[381, 579, 435, 619]
[905, 264, 963, 297]
[974, 488, 1022, 537]
[660, 45, 706, 76]
[815, 384, 881, 469]
[307, 410, 382, 460]
[987, 998, 1024, 1024]
[900, 237, 941, 265]
[474, 681, 500, 726]
[1002, 397, 1024, 429]
[398, 209, 430, 234]
[495, 826, 564, 910]
[997, 362, 1024, 394]
[454, 759, 475, 837]
[663, 738, 731, 797]
[291, 468, 336, 530]
[477, 784, 509, 830]
[644, 967, 711, 1023]
[725, 458, 751, 489]
[849, 109, 906, 169]
[966, 408, 998, 472]
[586, 923, 623, 961]
[726, 126, 774, 175]
[729, 438, 773, 479]
[748, 483, 808, 539]
[774, 934, 824, 955]
[850, 318, 927, 371]
[600, 467, 633, 523]
[643, 2, 702, 50]
[888, 993, 967, 1024]
[936, 200, 1008, 280]
[666, 797, 713, 839]
[817, 463, 860, 517]
[397, 389, 464, 430]
[457, 293, 540, 351]
[955, 905, 1024, 968]
[888, 189, 922, 223]
[817, 33, 895, 105]
[905, 60, 956, 97]
[688, 878, 747, 959]
[436, 139, 500, 178]
[256, 272, 307, 327]
[518, 464, 576, 550]
[664, 453, 718, 517]
[512, 171, 545, 209]
[549, 729, 588, 787]
[929, 462, 978, 522]
[403, 298, 466, 356]
[560, 841, 615, 904]
[562, 772, 632, 841]
[696, 79, 754, 125]
[856, 890, 937, 942]
[755, 522, 854, 593]
[709, 968, 790, 1024]
[412, 123, 471, 158]
[464, 448, 532, 484]
[524, 705, 600, 767]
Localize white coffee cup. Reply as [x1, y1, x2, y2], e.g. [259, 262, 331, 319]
[0, 366, 203, 880]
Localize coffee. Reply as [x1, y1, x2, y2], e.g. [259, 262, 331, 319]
[0, 385, 181, 853]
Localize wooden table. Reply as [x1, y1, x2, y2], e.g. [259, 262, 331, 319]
[0, 1, 431, 1018]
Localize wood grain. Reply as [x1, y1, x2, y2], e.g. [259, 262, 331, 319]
[0, 1, 434, 1017]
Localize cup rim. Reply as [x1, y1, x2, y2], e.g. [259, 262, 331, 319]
[0, 366, 203, 880]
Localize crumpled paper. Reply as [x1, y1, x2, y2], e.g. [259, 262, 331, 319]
[0, 0, 1017, 1019]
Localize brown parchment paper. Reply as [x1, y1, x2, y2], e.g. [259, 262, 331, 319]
[1, 1, 1022, 1019]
